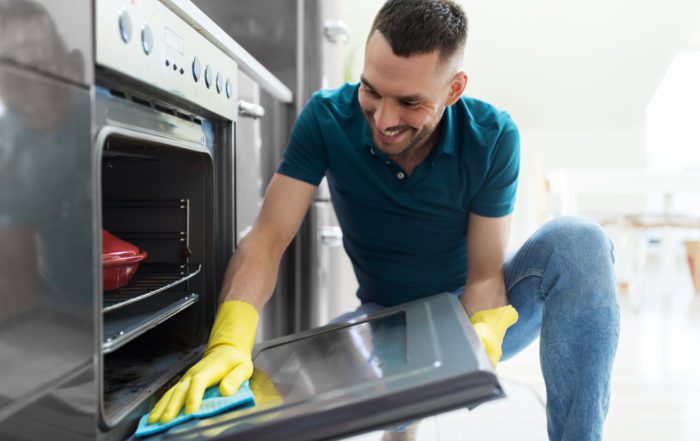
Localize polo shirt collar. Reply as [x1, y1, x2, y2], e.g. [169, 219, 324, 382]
[435, 104, 456, 156]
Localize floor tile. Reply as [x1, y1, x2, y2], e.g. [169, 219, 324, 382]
[434, 381, 547, 441]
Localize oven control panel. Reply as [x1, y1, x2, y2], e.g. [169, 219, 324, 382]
[96, 0, 237, 121]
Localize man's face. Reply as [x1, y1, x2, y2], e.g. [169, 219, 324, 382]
[358, 31, 465, 159]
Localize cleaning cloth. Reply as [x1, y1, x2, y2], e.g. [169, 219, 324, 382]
[134, 381, 255, 437]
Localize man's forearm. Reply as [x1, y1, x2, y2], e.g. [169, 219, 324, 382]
[460, 275, 508, 317]
[217, 231, 284, 311]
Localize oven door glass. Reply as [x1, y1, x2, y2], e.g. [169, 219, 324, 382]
[142, 293, 502, 441]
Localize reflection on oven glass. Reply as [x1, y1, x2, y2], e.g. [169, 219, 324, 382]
[165, 313, 408, 437]
[254, 312, 407, 406]
[0, 0, 85, 132]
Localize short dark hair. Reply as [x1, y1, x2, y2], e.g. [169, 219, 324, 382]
[369, 0, 468, 62]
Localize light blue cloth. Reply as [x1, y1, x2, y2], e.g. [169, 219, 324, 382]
[134, 381, 255, 437]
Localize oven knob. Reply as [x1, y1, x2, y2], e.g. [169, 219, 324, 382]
[141, 23, 153, 55]
[204, 65, 212, 88]
[225, 78, 232, 99]
[118, 10, 132, 43]
[215, 72, 222, 94]
[192, 57, 201, 82]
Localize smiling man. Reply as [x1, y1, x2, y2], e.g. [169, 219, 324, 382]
[149, 1, 620, 440]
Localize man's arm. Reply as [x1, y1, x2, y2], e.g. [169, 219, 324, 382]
[148, 173, 316, 424]
[461, 212, 518, 367]
[218, 173, 317, 310]
[461, 212, 511, 316]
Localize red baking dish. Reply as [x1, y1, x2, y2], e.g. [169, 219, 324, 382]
[102, 230, 148, 291]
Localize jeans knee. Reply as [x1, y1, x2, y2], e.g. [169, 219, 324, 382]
[533, 217, 618, 309]
[536, 217, 614, 264]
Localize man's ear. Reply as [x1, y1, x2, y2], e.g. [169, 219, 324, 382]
[446, 71, 468, 106]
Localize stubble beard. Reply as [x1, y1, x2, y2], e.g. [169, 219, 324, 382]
[365, 112, 442, 162]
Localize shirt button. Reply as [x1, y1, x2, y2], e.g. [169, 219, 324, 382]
[370, 148, 376, 155]
[397, 172, 405, 180]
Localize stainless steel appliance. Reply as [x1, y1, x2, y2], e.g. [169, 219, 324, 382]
[1, 0, 292, 439]
[308, 185, 360, 327]
[194, 0, 360, 331]
[235, 70, 265, 247]
[309, 1, 360, 327]
[0, 1, 95, 440]
[235, 69, 293, 343]
[94, 0, 239, 436]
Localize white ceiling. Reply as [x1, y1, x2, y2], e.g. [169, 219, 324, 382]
[459, 0, 700, 127]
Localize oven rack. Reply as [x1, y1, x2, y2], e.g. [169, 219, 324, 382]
[103, 263, 201, 312]
[102, 291, 199, 354]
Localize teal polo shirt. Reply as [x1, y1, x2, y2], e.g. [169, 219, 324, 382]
[278, 83, 519, 307]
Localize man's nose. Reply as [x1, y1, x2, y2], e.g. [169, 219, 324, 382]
[373, 99, 400, 131]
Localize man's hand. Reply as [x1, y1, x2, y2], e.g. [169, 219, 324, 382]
[248, 368, 283, 411]
[147, 300, 259, 424]
[470, 305, 518, 367]
[147, 174, 314, 424]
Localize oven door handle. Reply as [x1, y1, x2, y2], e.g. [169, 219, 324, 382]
[238, 100, 266, 119]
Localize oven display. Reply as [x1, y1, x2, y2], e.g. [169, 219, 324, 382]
[165, 27, 184, 55]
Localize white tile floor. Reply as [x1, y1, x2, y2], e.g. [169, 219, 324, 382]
[343, 250, 700, 441]
[342, 379, 548, 441]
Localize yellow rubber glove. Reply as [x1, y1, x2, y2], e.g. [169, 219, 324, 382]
[470, 305, 518, 367]
[148, 300, 259, 424]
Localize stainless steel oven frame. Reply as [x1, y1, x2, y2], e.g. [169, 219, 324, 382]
[0, 0, 292, 439]
[92, 68, 233, 438]
[93, 0, 242, 434]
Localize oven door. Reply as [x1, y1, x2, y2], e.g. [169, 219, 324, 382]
[128, 293, 503, 441]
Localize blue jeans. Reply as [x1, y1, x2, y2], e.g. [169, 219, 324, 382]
[333, 217, 620, 441]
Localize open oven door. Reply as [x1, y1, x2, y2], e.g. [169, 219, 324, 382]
[129, 293, 504, 441]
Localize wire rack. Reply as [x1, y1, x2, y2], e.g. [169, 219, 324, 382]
[103, 263, 201, 312]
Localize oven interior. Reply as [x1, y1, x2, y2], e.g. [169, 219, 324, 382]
[99, 133, 215, 428]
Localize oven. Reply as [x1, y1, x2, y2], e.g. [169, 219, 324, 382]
[93, 86, 221, 435]
[0, 0, 294, 438]
[93, 0, 238, 437]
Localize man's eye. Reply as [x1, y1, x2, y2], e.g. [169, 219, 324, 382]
[401, 101, 420, 108]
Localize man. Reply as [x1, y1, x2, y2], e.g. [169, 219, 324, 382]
[148, 1, 620, 440]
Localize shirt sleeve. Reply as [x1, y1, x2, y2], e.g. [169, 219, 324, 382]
[276, 93, 329, 186]
[469, 115, 520, 217]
